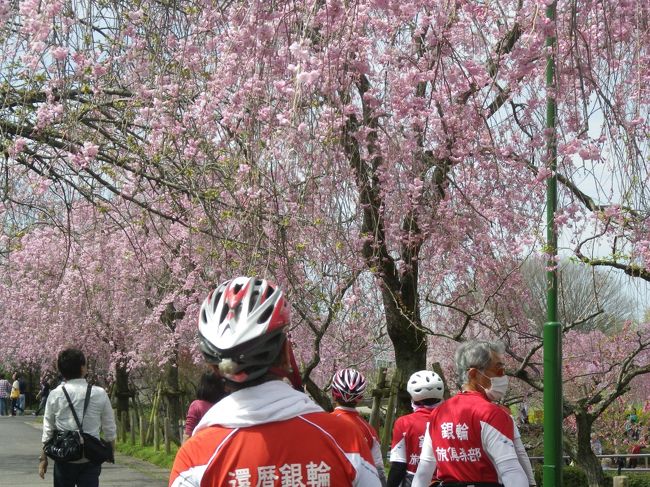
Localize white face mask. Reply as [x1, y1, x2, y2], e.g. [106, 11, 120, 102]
[478, 371, 509, 402]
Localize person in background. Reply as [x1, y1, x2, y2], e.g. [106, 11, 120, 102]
[34, 377, 52, 416]
[0, 373, 11, 416]
[412, 340, 528, 487]
[330, 368, 387, 486]
[591, 434, 603, 456]
[628, 436, 646, 468]
[388, 370, 445, 487]
[625, 411, 641, 441]
[517, 402, 529, 426]
[183, 371, 226, 442]
[11, 372, 22, 415]
[39, 348, 117, 487]
[18, 373, 27, 415]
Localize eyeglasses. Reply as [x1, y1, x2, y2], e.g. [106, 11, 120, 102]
[469, 363, 505, 377]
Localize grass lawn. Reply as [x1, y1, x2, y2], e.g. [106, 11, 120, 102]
[115, 439, 178, 469]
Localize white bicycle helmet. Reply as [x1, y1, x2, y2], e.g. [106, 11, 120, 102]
[407, 370, 444, 402]
[198, 277, 294, 385]
[331, 368, 367, 404]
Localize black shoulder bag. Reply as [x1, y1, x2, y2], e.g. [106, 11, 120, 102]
[44, 385, 114, 464]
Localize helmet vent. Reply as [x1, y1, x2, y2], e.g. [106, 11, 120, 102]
[220, 303, 230, 323]
[211, 290, 222, 312]
[258, 304, 273, 324]
[250, 291, 260, 312]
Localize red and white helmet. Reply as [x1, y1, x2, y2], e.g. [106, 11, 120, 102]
[407, 370, 444, 402]
[198, 277, 291, 384]
[331, 368, 367, 404]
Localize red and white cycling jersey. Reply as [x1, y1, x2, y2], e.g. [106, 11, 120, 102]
[331, 407, 385, 475]
[389, 407, 432, 474]
[170, 381, 381, 487]
[419, 391, 517, 483]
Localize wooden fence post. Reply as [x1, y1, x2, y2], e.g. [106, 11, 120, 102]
[154, 415, 160, 451]
[146, 382, 162, 444]
[129, 410, 136, 445]
[139, 416, 146, 446]
[369, 368, 388, 432]
[120, 411, 128, 443]
[164, 417, 171, 454]
[380, 369, 403, 457]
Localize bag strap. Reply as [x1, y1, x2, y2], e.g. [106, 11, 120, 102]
[61, 384, 92, 434]
[82, 384, 92, 423]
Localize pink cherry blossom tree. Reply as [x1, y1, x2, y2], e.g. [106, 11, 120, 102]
[0, 0, 647, 444]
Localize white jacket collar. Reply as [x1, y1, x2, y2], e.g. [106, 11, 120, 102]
[194, 380, 323, 434]
[334, 406, 358, 412]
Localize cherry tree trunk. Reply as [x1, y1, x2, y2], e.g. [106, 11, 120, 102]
[574, 411, 607, 487]
[382, 283, 426, 415]
[114, 362, 130, 430]
[163, 362, 182, 444]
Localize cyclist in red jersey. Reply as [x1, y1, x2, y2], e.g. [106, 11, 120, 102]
[330, 368, 387, 486]
[412, 341, 528, 487]
[387, 370, 445, 487]
[169, 277, 382, 487]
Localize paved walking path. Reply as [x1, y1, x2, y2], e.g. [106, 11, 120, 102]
[0, 415, 170, 487]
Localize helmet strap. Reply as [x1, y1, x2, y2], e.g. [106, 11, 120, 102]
[267, 338, 304, 392]
[286, 339, 304, 391]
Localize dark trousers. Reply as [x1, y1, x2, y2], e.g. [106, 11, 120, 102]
[53, 461, 102, 487]
[34, 397, 48, 415]
[11, 398, 21, 415]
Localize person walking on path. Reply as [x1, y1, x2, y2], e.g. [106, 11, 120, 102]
[170, 276, 381, 487]
[330, 368, 387, 486]
[18, 373, 27, 415]
[387, 370, 444, 487]
[0, 373, 11, 416]
[39, 348, 117, 487]
[11, 372, 22, 415]
[33, 378, 52, 416]
[412, 340, 528, 487]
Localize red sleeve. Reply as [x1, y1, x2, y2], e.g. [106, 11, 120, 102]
[170, 426, 230, 487]
[391, 416, 405, 449]
[184, 401, 201, 436]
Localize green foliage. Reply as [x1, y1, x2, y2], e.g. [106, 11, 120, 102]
[606, 472, 650, 487]
[116, 439, 178, 469]
[534, 464, 650, 487]
[563, 466, 587, 487]
[599, 474, 614, 487]
[534, 465, 587, 487]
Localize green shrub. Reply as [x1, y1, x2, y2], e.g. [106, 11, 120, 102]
[606, 472, 650, 487]
[563, 466, 588, 487]
[534, 464, 650, 487]
[534, 465, 587, 487]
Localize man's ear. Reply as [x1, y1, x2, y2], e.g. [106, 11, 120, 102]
[278, 339, 292, 371]
[467, 368, 478, 381]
